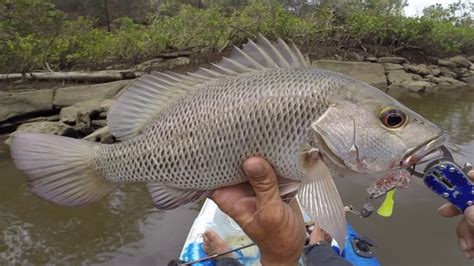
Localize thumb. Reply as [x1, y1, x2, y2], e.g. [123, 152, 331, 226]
[243, 157, 280, 205]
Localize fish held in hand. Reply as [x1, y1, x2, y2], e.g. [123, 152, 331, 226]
[10, 35, 444, 249]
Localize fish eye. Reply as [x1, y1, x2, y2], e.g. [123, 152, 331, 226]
[380, 108, 407, 128]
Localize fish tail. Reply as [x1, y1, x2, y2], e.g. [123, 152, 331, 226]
[10, 133, 116, 206]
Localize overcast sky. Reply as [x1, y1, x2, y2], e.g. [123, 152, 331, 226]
[404, 0, 459, 16]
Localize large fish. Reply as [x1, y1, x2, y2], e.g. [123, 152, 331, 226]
[10, 35, 444, 249]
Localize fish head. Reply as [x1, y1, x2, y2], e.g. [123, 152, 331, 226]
[311, 79, 444, 174]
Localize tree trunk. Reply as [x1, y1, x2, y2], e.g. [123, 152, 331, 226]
[103, 0, 111, 32]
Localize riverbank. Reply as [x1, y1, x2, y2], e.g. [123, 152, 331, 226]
[1, 51, 473, 144]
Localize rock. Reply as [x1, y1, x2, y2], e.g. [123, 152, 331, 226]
[5, 121, 78, 145]
[383, 63, 404, 71]
[461, 75, 474, 84]
[377, 57, 407, 64]
[347, 52, 363, 62]
[428, 65, 441, 76]
[76, 111, 93, 134]
[439, 67, 457, 79]
[410, 73, 422, 81]
[437, 77, 467, 87]
[0, 89, 54, 123]
[91, 119, 108, 127]
[312, 60, 386, 88]
[386, 70, 413, 86]
[99, 99, 114, 113]
[467, 55, 474, 62]
[437, 59, 457, 69]
[405, 64, 430, 76]
[387, 84, 404, 91]
[429, 76, 442, 84]
[453, 67, 470, 78]
[135, 57, 190, 72]
[54, 80, 131, 107]
[365, 56, 377, 62]
[83, 126, 115, 144]
[59, 100, 101, 124]
[449, 55, 472, 68]
[405, 81, 434, 93]
[99, 112, 108, 119]
[426, 56, 440, 65]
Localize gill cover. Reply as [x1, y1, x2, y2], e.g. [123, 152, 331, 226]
[311, 102, 407, 173]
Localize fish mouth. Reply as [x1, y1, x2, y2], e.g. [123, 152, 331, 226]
[399, 133, 447, 168]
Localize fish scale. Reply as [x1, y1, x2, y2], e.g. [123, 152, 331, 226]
[92, 68, 335, 189]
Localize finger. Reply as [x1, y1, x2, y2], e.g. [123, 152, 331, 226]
[309, 224, 325, 244]
[465, 206, 474, 227]
[457, 218, 474, 258]
[468, 170, 474, 182]
[243, 157, 281, 205]
[209, 182, 253, 212]
[438, 203, 461, 217]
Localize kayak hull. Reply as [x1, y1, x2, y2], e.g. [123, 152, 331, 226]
[179, 199, 380, 265]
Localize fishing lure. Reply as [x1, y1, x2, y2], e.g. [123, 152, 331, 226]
[350, 146, 473, 218]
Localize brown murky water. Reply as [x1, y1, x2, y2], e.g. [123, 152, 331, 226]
[0, 87, 473, 265]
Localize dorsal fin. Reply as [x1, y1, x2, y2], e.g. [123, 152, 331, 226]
[107, 34, 309, 141]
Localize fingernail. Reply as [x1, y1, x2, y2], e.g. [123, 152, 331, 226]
[460, 239, 468, 250]
[437, 203, 450, 213]
[245, 162, 265, 177]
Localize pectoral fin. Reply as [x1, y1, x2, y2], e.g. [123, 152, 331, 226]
[278, 177, 302, 201]
[147, 183, 209, 210]
[297, 159, 347, 250]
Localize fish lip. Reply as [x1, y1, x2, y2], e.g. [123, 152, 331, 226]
[399, 133, 447, 168]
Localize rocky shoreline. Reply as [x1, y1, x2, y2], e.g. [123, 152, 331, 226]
[1, 54, 473, 145]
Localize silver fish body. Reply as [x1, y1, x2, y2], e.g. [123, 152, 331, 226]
[93, 68, 340, 189]
[10, 35, 444, 249]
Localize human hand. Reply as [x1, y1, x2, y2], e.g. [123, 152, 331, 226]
[438, 170, 474, 259]
[209, 157, 306, 266]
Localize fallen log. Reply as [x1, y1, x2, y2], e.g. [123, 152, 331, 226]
[156, 51, 194, 58]
[0, 70, 138, 83]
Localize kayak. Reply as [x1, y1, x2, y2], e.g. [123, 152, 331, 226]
[178, 199, 380, 265]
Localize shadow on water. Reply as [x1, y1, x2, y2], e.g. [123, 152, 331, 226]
[0, 86, 472, 265]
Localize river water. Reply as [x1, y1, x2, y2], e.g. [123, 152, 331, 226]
[0, 87, 472, 265]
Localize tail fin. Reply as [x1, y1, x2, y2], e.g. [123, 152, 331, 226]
[10, 133, 116, 206]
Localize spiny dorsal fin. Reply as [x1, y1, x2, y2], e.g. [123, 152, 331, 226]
[107, 34, 309, 141]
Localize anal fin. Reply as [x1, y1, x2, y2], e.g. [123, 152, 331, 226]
[147, 183, 209, 210]
[297, 159, 347, 251]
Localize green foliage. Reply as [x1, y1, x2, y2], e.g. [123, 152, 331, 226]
[151, 4, 229, 50]
[232, 0, 309, 39]
[0, 0, 64, 72]
[0, 0, 473, 73]
[343, 2, 474, 52]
